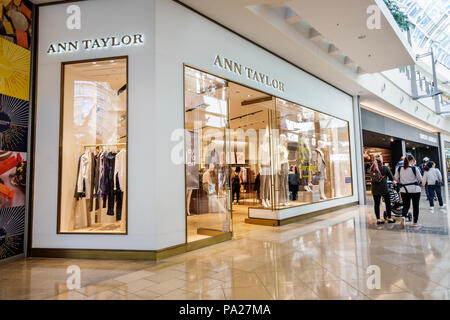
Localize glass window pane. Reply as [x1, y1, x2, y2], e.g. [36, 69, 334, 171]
[59, 57, 127, 234]
[274, 98, 352, 206]
[185, 67, 232, 243]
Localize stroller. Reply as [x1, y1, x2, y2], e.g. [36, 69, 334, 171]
[383, 181, 412, 221]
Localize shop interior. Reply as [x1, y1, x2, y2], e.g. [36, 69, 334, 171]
[58, 58, 127, 234]
[363, 130, 440, 195]
[184, 66, 353, 243]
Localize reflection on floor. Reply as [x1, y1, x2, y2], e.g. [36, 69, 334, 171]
[1, 194, 449, 300]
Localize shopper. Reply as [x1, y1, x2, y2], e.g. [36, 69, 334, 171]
[254, 173, 260, 201]
[369, 155, 395, 224]
[423, 161, 445, 210]
[395, 156, 405, 170]
[419, 157, 430, 200]
[395, 154, 423, 228]
[231, 167, 242, 204]
[288, 166, 300, 201]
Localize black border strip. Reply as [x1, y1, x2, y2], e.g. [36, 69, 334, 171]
[26, 1, 38, 257]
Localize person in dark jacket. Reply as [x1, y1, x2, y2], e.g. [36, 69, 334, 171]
[254, 173, 260, 201]
[370, 154, 395, 224]
[419, 157, 430, 200]
[288, 166, 300, 201]
[231, 167, 242, 204]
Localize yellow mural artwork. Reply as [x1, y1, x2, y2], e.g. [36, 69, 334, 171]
[0, 38, 30, 101]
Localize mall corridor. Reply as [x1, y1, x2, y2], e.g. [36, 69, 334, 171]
[1, 196, 449, 300]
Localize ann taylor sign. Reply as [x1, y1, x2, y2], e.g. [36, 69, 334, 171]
[47, 33, 144, 54]
[213, 54, 285, 93]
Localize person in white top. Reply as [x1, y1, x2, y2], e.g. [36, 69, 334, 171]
[422, 161, 445, 210]
[394, 154, 423, 229]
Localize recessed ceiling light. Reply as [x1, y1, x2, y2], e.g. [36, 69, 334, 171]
[248, 94, 252, 97]
[92, 62, 96, 65]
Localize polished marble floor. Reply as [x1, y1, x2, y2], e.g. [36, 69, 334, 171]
[1, 194, 449, 300]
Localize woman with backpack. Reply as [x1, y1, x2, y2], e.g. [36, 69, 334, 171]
[369, 154, 395, 224]
[394, 154, 423, 228]
[423, 161, 445, 211]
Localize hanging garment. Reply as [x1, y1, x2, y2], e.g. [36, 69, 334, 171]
[115, 172, 123, 221]
[89, 152, 98, 211]
[114, 149, 127, 192]
[113, 149, 126, 221]
[208, 149, 220, 166]
[104, 152, 117, 216]
[97, 152, 106, 199]
[241, 167, 247, 183]
[75, 151, 92, 199]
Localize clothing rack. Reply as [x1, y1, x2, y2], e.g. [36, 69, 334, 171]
[82, 143, 127, 148]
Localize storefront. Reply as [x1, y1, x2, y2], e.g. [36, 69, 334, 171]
[29, 0, 359, 259]
[361, 108, 441, 195]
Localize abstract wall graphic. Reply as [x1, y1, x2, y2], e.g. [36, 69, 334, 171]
[0, 0, 31, 261]
[0, 151, 26, 209]
[0, 37, 30, 101]
[0, 94, 28, 151]
[0, 0, 32, 50]
[0, 206, 25, 260]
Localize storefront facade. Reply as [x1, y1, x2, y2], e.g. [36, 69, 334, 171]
[29, 0, 359, 259]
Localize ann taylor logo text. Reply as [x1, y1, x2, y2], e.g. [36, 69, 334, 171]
[47, 33, 144, 54]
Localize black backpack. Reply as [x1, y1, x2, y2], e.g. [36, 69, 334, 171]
[371, 168, 384, 183]
[397, 165, 417, 179]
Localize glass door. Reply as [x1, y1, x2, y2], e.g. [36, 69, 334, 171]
[184, 66, 232, 243]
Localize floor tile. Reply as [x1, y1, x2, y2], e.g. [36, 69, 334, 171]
[305, 280, 365, 299]
[146, 278, 187, 295]
[2, 199, 449, 301]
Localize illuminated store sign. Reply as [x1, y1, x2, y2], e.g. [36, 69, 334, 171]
[213, 54, 285, 93]
[47, 33, 144, 54]
[419, 133, 437, 144]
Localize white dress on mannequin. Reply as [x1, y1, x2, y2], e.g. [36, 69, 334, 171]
[316, 149, 327, 200]
[258, 134, 271, 208]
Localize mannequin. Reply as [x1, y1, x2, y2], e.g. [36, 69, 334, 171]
[315, 148, 327, 200]
[277, 134, 289, 206]
[296, 113, 313, 193]
[258, 133, 271, 208]
[185, 130, 199, 215]
[186, 189, 193, 215]
[203, 163, 227, 213]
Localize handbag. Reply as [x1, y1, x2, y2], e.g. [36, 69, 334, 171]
[435, 180, 443, 187]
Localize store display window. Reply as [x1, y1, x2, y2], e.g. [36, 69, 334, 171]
[184, 66, 353, 241]
[274, 99, 353, 206]
[58, 57, 127, 234]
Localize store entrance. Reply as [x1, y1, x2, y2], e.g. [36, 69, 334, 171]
[363, 130, 399, 196]
[227, 82, 272, 235]
[184, 66, 273, 243]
